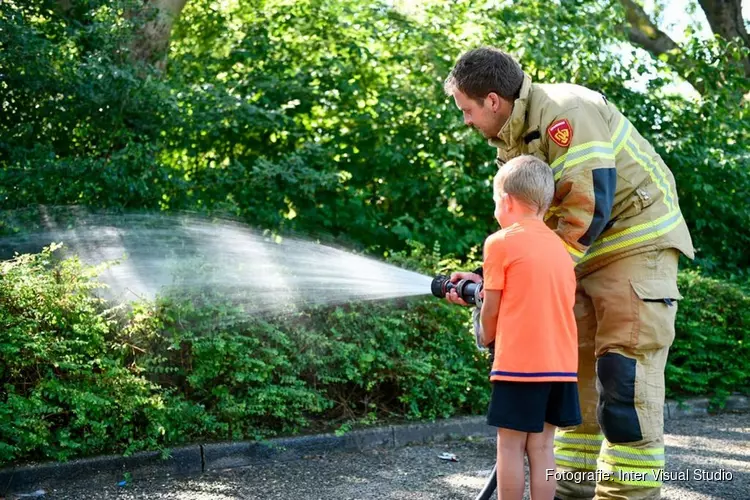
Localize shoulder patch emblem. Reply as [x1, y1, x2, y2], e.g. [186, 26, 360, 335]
[547, 119, 572, 148]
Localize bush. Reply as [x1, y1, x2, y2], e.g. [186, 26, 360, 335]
[2, 244, 748, 468]
[118, 277, 489, 442]
[0, 245, 173, 464]
[0, 245, 489, 466]
[667, 270, 750, 402]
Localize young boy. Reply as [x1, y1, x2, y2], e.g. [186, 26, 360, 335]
[480, 155, 581, 500]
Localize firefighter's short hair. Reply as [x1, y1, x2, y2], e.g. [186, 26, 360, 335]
[444, 47, 524, 103]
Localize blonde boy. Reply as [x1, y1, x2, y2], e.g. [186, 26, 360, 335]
[480, 155, 581, 500]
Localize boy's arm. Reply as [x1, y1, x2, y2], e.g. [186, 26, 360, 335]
[480, 289, 502, 347]
[480, 233, 505, 347]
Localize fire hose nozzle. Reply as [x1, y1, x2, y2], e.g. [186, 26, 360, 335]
[431, 274, 482, 306]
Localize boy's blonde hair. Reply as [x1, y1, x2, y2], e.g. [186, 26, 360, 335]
[493, 155, 555, 215]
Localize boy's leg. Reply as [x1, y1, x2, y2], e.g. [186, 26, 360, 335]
[497, 427, 528, 500]
[526, 422, 557, 500]
[487, 382, 551, 499]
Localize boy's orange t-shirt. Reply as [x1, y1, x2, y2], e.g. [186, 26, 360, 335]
[483, 218, 578, 383]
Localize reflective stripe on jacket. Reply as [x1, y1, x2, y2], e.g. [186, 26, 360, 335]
[489, 73, 695, 277]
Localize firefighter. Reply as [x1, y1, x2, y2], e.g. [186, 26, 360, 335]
[443, 47, 694, 500]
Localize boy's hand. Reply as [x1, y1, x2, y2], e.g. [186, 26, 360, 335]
[444, 271, 483, 306]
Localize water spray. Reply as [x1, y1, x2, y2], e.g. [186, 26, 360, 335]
[0, 208, 435, 318]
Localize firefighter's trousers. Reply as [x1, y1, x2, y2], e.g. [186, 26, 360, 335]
[554, 248, 682, 500]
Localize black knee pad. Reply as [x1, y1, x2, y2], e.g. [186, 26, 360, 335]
[597, 352, 643, 443]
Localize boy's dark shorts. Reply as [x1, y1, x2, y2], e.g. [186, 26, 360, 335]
[486, 381, 582, 433]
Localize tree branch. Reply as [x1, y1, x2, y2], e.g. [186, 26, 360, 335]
[619, 0, 705, 94]
[621, 0, 680, 54]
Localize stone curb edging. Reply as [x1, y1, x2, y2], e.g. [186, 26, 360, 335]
[666, 394, 748, 419]
[1, 394, 748, 495]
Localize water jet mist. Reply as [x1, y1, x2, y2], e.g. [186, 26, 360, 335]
[0, 208, 435, 316]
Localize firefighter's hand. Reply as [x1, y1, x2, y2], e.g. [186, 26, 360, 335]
[444, 271, 483, 307]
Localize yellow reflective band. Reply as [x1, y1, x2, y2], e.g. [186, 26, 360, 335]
[609, 445, 665, 456]
[611, 117, 633, 155]
[551, 153, 567, 171]
[552, 141, 615, 180]
[601, 445, 665, 467]
[562, 140, 613, 159]
[554, 433, 604, 450]
[555, 450, 599, 470]
[597, 463, 663, 488]
[554, 432, 604, 440]
[555, 442, 601, 452]
[623, 140, 676, 212]
[560, 152, 616, 180]
[580, 210, 683, 263]
[591, 210, 675, 243]
[564, 242, 584, 262]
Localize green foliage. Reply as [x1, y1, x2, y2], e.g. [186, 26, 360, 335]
[300, 300, 487, 422]
[118, 279, 488, 439]
[0, 245, 173, 464]
[625, 36, 750, 277]
[667, 270, 750, 402]
[120, 295, 332, 442]
[0, 246, 488, 466]
[0, 1, 182, 212]
[6, 0, 747, 273]
[2, 244, 749, 466]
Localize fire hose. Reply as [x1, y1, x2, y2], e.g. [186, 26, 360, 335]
[431, 275, 497, 500]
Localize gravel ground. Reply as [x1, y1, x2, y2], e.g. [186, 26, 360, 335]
[7, 412, 749, 500]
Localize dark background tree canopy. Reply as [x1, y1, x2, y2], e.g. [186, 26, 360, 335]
[1, 0, 748, 275]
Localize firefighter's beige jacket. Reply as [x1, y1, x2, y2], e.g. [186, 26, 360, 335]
[489, 73, 695, 277]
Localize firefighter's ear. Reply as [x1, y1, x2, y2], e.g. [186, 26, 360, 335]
[486, 92, 502, 112]
[489, 93, 513, 118]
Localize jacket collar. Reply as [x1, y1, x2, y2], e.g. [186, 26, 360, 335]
[488, 72, 533, 151]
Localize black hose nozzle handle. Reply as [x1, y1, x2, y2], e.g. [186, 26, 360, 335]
[431, 274, 480, 305]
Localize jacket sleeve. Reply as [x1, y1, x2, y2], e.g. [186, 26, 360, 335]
[544, 102, 617, 264]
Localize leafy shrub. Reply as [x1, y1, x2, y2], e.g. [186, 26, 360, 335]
[0, 245, 489, 466]
[667, 270, 750, 402]
[119, 279, 489, 441]
[120, 295, 333, 442]
[2, 243, 748, 467]
[0, 245, 172, 464]
[301, 299, 489, 422]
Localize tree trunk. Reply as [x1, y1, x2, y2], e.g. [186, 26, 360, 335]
[55, 0, 73, 13]
[697, 0, 750, 77]
[128, 0, 189, 71]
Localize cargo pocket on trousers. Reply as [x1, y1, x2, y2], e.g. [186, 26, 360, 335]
[630, 278, 683, 351]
